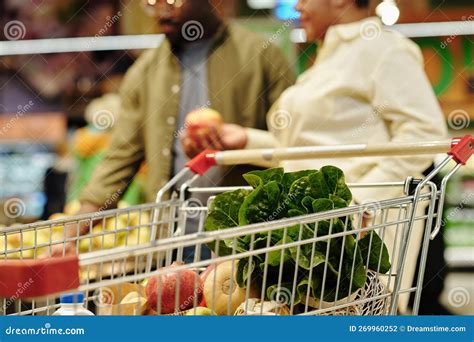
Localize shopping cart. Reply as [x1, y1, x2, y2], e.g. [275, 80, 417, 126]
[0, 135, 472, 316]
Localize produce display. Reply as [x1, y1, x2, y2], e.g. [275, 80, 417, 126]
[0, 202, 151, 258]
[204, 167, 391, 305]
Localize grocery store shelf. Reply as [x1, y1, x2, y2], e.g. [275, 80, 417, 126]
[445, 247, 474, 269]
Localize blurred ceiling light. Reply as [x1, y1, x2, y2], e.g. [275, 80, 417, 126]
[247, 0, 276, 9]
[376, 0, 400, 26]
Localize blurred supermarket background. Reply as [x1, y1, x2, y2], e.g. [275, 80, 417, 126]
[0, 0, 473, 314]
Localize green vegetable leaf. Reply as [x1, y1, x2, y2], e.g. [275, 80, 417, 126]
[329, 195, 349, 209]
[301, 196, 315, 213]
[359, 231, 391, 274]
[287, 176, 311, 210]
[282, 170, 317, 193]
[321, 166, 352, 204]
[307, 171, 331, 199]
[239, 258, 257, 287]
[312, 198, 334, 213]
[243, 168, 284, 188]
[290, 245, 326, 270]
[204, 189, 250, 255]
[238, 181, 281, 225]
[268, 236, 293, 266]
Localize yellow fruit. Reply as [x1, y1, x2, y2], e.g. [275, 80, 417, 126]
[78, 237, 95, 253]
[120, 291, 146, 305]
[117, 201, 130, 209]
[64, 201, 81, 215]
[6, 232, 21, 248]
[48, 213, 69, 221]
[0, 235, 6, 255]
[126, 228, 151, 246]
[105, 217, 128, 231]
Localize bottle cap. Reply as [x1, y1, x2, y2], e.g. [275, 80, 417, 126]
[59, 292, 84, 304]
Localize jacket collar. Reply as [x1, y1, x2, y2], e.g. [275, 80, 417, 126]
[316, 17, 382, 62]
[325, 16, 382, 44]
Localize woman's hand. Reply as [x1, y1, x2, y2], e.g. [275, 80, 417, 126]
[181, 123, 248, 159]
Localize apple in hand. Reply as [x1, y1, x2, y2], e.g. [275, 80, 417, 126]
[184, 108, 223, 140]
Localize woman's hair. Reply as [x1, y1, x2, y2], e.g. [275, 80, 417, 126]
[355, 0, 370, 7]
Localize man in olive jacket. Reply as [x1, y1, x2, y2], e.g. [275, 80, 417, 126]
[75, 1, 295, 234]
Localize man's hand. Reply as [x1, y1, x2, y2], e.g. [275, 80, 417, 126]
[181, 123, 248, 159]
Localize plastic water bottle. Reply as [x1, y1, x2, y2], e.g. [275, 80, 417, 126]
[53, 292, 94, 316]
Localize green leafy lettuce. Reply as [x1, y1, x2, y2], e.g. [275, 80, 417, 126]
[204, 167, 391, 305]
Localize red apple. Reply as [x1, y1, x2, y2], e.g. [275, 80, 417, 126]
[185, 108, 223, 138]
[145, 262, 203, 314]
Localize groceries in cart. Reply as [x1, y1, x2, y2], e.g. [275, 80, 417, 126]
[200, 167, 391, 313]
[0, 136, 472, 316]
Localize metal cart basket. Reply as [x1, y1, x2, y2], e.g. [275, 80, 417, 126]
[0, 135, 472, 316]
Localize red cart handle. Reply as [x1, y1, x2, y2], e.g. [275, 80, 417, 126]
[0, 256, 79, 299]
[185, 136, 473, 173]
[450, 135, 474, 165]
[185, 149, 218, 175]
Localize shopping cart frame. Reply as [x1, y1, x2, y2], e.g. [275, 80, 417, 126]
[0, 135, 472, 316]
